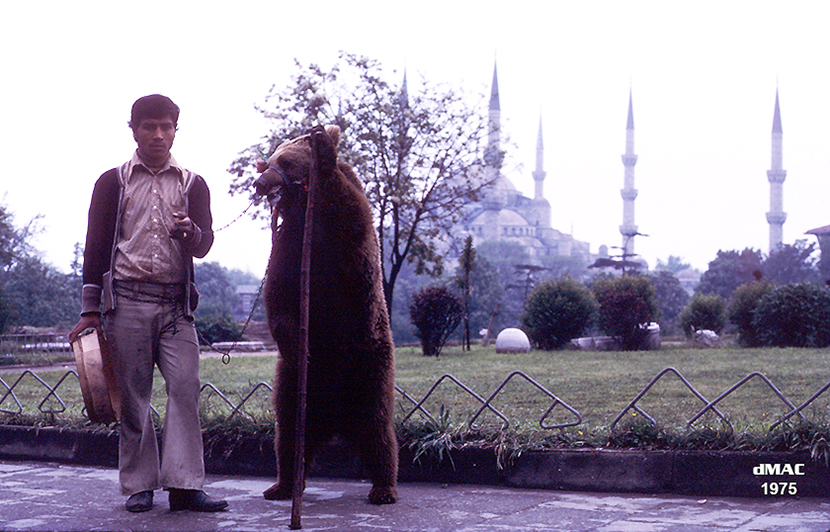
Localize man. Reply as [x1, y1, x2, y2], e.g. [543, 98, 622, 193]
[70, 94, 227, 513]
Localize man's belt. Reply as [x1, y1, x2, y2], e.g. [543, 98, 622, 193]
[113, 279, 185, 301]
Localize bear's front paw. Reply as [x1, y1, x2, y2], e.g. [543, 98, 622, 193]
[367, 485, 398, 505]
[263, 482, 293, 501]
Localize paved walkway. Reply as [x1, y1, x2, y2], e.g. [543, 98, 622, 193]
[2, 460, 830, 531]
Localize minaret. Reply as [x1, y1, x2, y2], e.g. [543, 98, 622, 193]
[532, 115, 546, 201]
[530, 115, 552, 229]
[620, 90, 639, 257]
[766, 89, 787, 252]
[481, 61, 504, 241]
[485, 62, 501, 177]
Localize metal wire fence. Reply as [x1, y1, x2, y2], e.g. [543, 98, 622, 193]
[2, 365, 830, 432]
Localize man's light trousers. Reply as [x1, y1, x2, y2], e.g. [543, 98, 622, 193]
[104, 287, 205, 497]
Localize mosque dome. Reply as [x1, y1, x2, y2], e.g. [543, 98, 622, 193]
[482, 176, 517, 211]
[471, 209, 528, 228]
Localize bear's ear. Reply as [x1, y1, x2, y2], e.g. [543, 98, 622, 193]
[325, 125, 341, 148]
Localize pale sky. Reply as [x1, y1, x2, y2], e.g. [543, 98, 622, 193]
[2, 0, 828, 277]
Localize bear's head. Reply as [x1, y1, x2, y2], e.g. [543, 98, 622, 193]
[254, 125, 341, 197]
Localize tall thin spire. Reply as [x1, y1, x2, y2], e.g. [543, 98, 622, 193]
[620, 89, 639, 258]
[485, 60, 501, 173]
[481, 60, 504, 239]
[532, 114, 546, 200]
[767, 88, 787, 251]
[772, 89, 782, 133]
[489, 62, 500, 111]
[530, 112, 552, 230]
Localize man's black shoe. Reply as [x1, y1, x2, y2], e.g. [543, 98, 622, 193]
[126, 490, 153, 513]
[168, 489, 228, 512]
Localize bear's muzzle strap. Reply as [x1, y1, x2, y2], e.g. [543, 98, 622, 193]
[268, 165, 288, 185]
[269, 166, 307, 192]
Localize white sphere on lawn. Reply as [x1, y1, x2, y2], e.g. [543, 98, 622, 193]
[495, 328, 530, 353]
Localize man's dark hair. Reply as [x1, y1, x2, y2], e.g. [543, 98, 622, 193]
[129, 94, 180, 132]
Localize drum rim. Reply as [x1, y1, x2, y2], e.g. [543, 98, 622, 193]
[71, 328, 120, 424]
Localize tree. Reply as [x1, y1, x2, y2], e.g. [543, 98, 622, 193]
[0, 204, 17, 270]
[763, 239, 819, 285]
[228, 52, 499, 318]
[386, 260, 420, 343]
[513, 264, 550, 303]
[0, 204, 20, 332]
[465, 254, 504, 343]
[647, 270, 690, 335]
[2, 255, 79, 328]
[538, 254, 588, 283]
[0, 202, 39, 272]
[455, 235, 476, 350]
[0, 284, 9, 334]
[589, 232, 647, 276]
[0, 203, 78, 329]
[226, 268, 261, 287]
[696, 248, 763, 300]
[193, 262, 240, 319]
[475, 240, 531, 328]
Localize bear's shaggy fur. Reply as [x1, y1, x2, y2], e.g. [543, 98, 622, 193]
[253, 125, 398, 505]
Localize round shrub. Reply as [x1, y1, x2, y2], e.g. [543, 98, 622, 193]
[409, 285, 464, 357]
[521, 278, 598, 350]
[728, 281, 773, 347]
[679, 294, 727, 338]
[753, 283, 830, 347]
[592, 276, 660, 350]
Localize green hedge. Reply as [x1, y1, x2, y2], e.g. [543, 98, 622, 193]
[728, 281, 774, 347]
[753, 283, 830, 348]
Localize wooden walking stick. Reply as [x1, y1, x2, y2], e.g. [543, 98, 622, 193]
[290, 129, 322, 530]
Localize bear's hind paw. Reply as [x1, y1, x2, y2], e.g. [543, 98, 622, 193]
[263, 482, 293, 501]
[367, 485, 398, 505]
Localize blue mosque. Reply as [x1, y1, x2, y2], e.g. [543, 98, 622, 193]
[458, 64, 599, 265]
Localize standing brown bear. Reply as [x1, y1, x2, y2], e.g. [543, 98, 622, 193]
[253, 125, 398, 505]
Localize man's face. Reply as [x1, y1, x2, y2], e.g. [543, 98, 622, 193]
[134, 116, 176, 165]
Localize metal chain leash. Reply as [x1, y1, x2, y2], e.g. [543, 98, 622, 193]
[196, 273, 267, 365]
[208, 199, 258, 234]
[195, 198, 269, 365]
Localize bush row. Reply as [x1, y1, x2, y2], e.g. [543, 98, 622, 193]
[523, 277, 830, 350]
[409, 276, 662, 354]
[520, 276, 659, 351]
[408, 275, 830, 355]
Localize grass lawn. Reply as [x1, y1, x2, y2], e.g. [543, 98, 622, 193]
[391, 343, 830, 436]
[4, 343, 830, 441]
